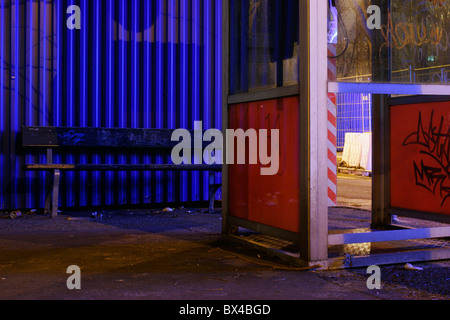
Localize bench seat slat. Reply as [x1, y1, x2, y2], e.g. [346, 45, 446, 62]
[22, 126, 223, 217]
[24, 164, 222, 171]
[22, 126, 191, 149]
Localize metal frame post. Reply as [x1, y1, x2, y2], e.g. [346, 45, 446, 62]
[221, 0, 232, 235]
[298, 0, 329, 264]
[372, 94, 392, 228]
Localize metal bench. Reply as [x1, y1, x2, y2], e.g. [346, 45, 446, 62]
[22, 126, 222, 218]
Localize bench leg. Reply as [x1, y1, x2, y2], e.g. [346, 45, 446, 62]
[208, 172, 222, 212]
[52, 169, 61, 218]
[44, 171, 53, 215]
[44, 169, 61, 218]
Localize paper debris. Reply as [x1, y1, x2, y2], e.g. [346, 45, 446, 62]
[404, 263, 423, 271]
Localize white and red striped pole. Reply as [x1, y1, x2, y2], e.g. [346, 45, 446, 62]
[327, 43, 338, 207]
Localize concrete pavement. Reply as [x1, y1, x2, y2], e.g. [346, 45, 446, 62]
[0, 207, 448, 301]
[0, 175, 448, 301]
[337, 173, 372, 210]
[0, 210, 380, 300]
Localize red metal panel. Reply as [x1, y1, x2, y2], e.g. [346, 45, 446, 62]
[228, 96, 301, 233]
[390, 100, 450, 216]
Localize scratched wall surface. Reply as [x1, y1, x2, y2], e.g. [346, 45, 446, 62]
[0, 0, 222, 210]
[335, 0, 450, 83]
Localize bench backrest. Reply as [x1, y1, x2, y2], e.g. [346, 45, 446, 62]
[22, 126, 197, 149]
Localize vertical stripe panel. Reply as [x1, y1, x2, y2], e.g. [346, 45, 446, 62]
[0, 0, 5, 209]
[180, 0, 188, 202]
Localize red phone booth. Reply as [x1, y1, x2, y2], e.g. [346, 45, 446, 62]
[222, 0, 450, 268]
[222, 0, 331, 266]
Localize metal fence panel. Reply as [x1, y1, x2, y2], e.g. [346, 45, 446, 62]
[336, 93, 372, 151]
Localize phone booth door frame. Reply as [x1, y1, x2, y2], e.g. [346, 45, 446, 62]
[222, 0, 330, 267]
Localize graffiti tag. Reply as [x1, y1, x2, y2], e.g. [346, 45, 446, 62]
[403, 111, 450, 206]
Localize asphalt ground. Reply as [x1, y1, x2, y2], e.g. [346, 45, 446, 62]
[336, 172, 372, 211]
[0, 207, 448, 301]
[0, 175, 448, 304]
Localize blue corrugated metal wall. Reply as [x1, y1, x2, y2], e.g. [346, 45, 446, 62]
[0, 0, 222, 210]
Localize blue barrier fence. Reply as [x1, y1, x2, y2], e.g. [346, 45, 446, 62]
[336, 93, 372, 151]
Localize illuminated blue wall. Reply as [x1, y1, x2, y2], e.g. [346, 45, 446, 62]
[0, 0, 222, 210]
